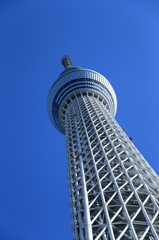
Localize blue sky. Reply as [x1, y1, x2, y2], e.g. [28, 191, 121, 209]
[0, 0, 159, 239]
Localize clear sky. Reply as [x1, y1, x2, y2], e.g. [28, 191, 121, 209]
[0, 0, 159, 239]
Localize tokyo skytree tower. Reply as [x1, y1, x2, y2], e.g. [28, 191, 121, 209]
[47, 56, 159, 240]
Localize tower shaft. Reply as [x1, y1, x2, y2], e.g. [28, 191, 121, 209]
[65, 92, 159, 240]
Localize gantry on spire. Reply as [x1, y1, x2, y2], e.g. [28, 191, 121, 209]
[61, 55, 72, 69]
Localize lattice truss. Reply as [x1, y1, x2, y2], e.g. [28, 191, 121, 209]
[64, 92, 159, 240]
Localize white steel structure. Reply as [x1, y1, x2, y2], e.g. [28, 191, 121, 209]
[47, 56, 159, 240]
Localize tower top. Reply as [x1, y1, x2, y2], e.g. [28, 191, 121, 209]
[61, 55, 72, 69]
[47, 58, 117, 134]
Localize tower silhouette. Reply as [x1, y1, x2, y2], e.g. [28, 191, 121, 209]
[47, 56, 159, 240]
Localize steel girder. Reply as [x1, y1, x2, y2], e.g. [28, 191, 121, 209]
[65, 92, 159, 240]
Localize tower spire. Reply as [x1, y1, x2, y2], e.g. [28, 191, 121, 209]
[47, 57, 159, 240]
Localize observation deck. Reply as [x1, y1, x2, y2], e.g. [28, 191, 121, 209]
[47, 56, 117, 134]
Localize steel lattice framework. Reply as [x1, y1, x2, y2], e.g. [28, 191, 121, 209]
[47, 56, 159, 240]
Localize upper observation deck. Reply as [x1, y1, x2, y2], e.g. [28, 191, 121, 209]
[47, 56, 117, 135]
